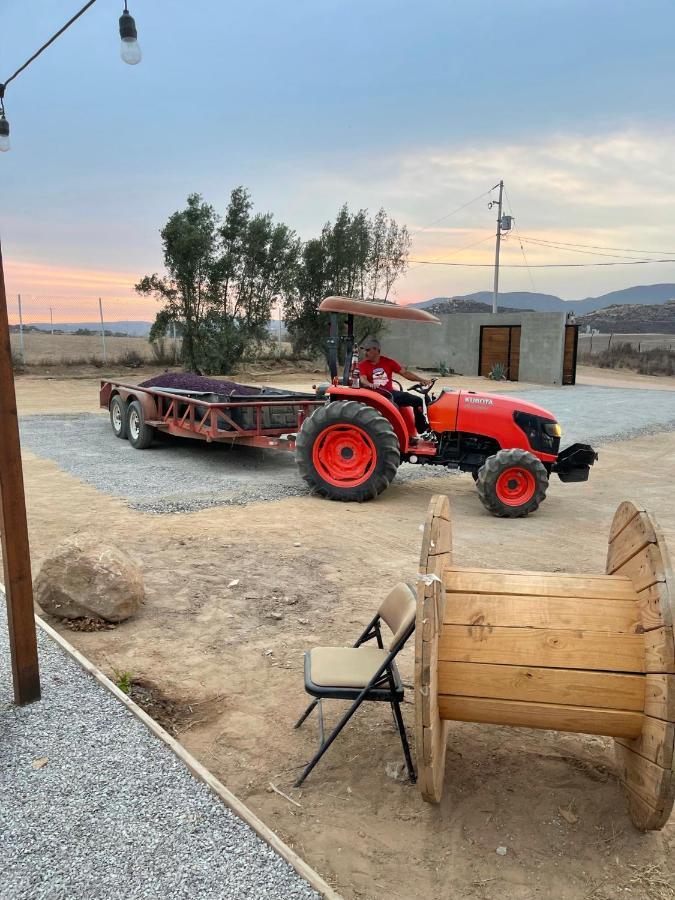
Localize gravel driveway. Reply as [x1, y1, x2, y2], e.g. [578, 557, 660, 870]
[0, 603, 320, 900]
[18, 385, 675, 513]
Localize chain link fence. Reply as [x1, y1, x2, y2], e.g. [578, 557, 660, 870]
[8, 295, 181, 368]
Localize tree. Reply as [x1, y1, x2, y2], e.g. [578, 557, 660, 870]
[284, 204, 411, 358]
[137, 188, 300, 373]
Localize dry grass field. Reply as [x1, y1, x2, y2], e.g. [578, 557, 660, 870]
[10, 332, 167, 366]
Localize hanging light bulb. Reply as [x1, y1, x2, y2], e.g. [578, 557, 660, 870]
[119, 4, 142, 65]
[0, 114, 10, 153]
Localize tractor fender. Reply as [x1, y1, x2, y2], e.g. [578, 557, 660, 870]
[326, 386, 411, 452]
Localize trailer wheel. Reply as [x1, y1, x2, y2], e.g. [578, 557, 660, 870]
[126, 400, 154, 450]
[109, 395, 128, 440]
[296, 400, 400, 502]
[476, 448, 548, 518]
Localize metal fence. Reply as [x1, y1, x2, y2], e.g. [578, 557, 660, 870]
[8, 295, 180, 367]
[578, 332, 675, 356]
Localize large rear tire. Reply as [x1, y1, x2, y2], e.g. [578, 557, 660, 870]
[296, 400, 400, 502]
[476, 448, 548, 518]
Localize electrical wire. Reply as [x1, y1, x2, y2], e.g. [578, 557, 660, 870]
[407, 233, 495, 272]
[516, 236, 650, 262]
[1, 0, 99, 92]
[409, 188, 496, 237]
[517, 234, 675, 256]
[407, 258, 675, 268]
[502, 186, 536, 291]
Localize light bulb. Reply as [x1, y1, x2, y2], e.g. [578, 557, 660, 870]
[119, 9, 142, 65]
[0, 115, 10, 152]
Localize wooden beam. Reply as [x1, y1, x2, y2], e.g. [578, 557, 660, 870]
[0, 238, 40, 705]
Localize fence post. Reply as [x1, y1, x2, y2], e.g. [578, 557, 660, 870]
[98, 297, 107, 364]
[608, 332, 613, 351]
[0, 240, 41, 705]
[17, 293, 25, 364]
[589, 334, 593, 354]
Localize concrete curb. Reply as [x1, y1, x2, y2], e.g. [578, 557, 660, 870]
[33, 614, 342, 900]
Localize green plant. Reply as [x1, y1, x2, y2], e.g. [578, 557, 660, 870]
[488, 362, 507, 381]
[438, 360, 454, 377]
[113, 668, 133, 695]
[11, 351, 25, 373]
[119, 349, 144, 368]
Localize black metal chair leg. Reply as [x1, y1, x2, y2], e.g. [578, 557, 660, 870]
[294, 698, 319, 729]
[294, 695, 365, 787]
[392, 699, 416, 783]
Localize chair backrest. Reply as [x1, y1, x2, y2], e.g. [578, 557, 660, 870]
[378, 582, 417, 651]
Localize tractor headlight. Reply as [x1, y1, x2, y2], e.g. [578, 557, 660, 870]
[544, 422, 562, 438]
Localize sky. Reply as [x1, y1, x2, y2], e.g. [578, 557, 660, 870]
[2, 0, 675, 323]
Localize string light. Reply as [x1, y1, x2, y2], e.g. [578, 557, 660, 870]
[0, 1, 142, 151]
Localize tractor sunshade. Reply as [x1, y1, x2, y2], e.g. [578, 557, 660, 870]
[552, 443, 598, 483]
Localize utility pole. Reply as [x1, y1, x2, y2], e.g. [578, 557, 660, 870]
[491, 180, 504, 314]
[49, 306, 54, 335]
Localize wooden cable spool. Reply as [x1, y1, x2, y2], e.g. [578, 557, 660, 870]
[414, 495, 675, 830]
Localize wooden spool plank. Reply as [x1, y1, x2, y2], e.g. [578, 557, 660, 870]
[438, 625, 645, 673]
[443, 569, 636, 600]
[437, 661, 645, 711]
[415, 494, 451, 804]
[616, 717, 675, 769]
[609, 500, 646, 543]
[442, 592, 642, 633]
[608, 501, 675, 831]
[644, 674, 675, 720]
[606, 510, 657, 573]
[438, 695, 643, 739]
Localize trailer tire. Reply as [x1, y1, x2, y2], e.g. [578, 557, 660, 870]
[296, 400, 400, 502]
[109, 395, 128, 440]
[476, 448, 548, 518]
[127, 400, 154, 450]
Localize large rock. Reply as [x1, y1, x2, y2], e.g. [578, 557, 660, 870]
[34, 535, 144, 622]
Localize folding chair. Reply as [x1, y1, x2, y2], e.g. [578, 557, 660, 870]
[294, 582, 417, 787]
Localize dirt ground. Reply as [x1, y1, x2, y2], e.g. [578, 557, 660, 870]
[9, 365, 675, 900]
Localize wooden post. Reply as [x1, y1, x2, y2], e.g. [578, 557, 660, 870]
[0, 237, 41, 705]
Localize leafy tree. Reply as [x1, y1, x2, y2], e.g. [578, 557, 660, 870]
[137, 189, 300, 373]
[284, 204, 410, 358]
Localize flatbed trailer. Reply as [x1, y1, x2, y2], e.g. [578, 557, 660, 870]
[99, 380, 323, 450]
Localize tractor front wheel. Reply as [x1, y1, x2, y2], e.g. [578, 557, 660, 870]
[476, 448, 548, 518]
[296, 400, 400, 502]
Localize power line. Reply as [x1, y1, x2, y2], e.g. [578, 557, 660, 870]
[516, 236, 648, 262]
[517, 234, 675, 256]
[408, 257, 675, 268]
[502, 186, 536, 292]
[407, 233, 495, 272]
[409, 188, 496, 237]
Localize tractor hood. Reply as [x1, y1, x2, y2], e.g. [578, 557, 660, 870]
[457, 390, 557, 422]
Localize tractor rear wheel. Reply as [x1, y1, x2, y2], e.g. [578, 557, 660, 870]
[296, 400, 400, 502]
[476, 448, 548, 518]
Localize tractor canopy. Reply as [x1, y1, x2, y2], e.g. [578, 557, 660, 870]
[320, 296, 441, 384]
[319, 296, 441, 323]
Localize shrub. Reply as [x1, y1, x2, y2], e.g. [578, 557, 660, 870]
[581, 343, 675, 377]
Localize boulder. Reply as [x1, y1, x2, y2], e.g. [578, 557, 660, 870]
[34, 535, 144, 622]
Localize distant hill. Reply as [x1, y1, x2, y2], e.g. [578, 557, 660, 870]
[18, 320, 152, 336]
[410, 283, 675, 315]
[421, 297, 526, 315]
[576, 299, 675, 334]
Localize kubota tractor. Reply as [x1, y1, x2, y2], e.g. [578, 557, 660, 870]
[295, 296, 597, 517]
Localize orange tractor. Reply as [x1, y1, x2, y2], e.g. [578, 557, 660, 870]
[295, 296, 597, 517]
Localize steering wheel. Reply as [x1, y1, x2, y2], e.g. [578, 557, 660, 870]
[410, 378, 436, 397]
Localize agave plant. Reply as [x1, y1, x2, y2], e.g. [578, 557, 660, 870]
[488, 362, 507, 381]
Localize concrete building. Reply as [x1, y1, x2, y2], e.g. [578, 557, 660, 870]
[381, 311, 577, 385]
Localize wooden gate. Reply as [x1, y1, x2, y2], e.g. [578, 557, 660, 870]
[563, 324, 578, 385]
[479, 325, 521, 381]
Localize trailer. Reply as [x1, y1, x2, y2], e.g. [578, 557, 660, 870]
[99, 378, 323, 451]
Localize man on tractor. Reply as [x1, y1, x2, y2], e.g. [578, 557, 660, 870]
[359, 336, 432, 435]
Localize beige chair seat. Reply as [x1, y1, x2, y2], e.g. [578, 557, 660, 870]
[309, 646, 390, 689]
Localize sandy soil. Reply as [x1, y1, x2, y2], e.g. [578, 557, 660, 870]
[9, 367, 675, 900]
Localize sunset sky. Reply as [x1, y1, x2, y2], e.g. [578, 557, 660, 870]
[3, 0, 675, 324]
